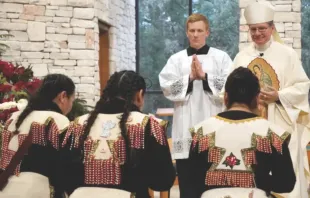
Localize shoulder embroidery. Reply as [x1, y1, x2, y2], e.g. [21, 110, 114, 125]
[141, 116, 149, 128]
[1, 117, 67, 176]
[127, 121, 145, 149]
[189, 127, 195, 138]
[61, 120, 85, 149]
[270, 130, 290, 154]
[149, 116, 167, 146]
[192, 127, 216, 152]
[125, 115, 151, 149]
[251, 129, 290, 154]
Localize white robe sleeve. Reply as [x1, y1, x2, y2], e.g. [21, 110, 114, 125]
[159, 56, 190, 102]
[277, 50, 310, 122]
[206, 52, 233, 97]
[217, 53, 236, 101]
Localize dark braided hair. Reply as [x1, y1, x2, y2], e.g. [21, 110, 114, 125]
[15, 74, 75, 134]
[82, 70, 146, 158]
[225, 67, 260, 109]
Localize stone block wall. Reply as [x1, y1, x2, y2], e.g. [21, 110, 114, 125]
[239, 0, 301, 58]
[93, 0, 136, 102]
[0, 0, 136, 106]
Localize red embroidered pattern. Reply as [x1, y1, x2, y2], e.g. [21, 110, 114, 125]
[32, 123, 46, 146]
[84, 158, 122, 185]
[0, 118, 63, 175]
[77, 115, 168, 185]
[191, 134, 199, 149]
[149, 117, 167, 146]
[252, 131, 289, 154]
[114, 138, 126, 165]
[17, 134, 27, 147]
[83, 139, 93, 162]
[3, 119, 13, 129]
[255, 136, 272, 153]
[206, 170, 255, 188]
[0, 129, 12, 170]
[47, 121, 60, 149]
[83, 138, 125, 185]
[1, 149, 16, 173]
[271, 133, 283, 154]
[242, 149, 257, 166]
[62, 122, 84, 149]
[127, 124, 145, 149]
[208, 147, 224, 164]
[1, 128, 11, 151]
[199, 136, 212, 153]
[29, 120, 61, 149]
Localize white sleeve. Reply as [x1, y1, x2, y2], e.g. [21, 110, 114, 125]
[159, 55, 191, 102]
[207, 52, 233, 97]
[277, 50, 310, 122]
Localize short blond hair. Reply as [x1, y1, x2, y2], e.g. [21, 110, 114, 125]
[186, 13, 210, 31]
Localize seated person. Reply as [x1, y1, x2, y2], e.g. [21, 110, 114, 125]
[0, 74, 75, 198]
[61, 70, 176, 198]
[189, 67, 296, 198]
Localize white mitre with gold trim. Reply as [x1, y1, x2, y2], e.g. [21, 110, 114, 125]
[244, 1, 283, 43]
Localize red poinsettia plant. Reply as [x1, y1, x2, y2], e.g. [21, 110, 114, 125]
[0, 60, 42, 124]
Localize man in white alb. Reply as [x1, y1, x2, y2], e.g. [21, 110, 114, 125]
[159, 13, 232, 198]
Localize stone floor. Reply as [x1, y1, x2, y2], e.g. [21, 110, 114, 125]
[154, 186, 179, 198]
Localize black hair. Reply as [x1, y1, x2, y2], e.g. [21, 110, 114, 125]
[225, 67, 260, 109]
[15, 74, 75, 133]
[82, 70, 146, 158]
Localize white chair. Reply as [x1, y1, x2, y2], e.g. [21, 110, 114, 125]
[69, 187, 131, 198]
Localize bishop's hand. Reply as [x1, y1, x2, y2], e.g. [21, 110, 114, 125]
[260, 86, 279, 104]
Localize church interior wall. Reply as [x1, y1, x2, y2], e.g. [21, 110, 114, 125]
[0, 0, 302, 105]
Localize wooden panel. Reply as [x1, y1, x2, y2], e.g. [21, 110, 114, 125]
[99, 31, 109, 92]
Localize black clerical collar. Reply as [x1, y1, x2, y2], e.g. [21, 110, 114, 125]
[187, 44, 210, 56]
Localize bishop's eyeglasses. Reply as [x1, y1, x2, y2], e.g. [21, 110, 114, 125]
[249, 27, 269, 34]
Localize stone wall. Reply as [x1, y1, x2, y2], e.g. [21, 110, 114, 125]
[0, 0, 136, 105]
[93, 0, 136, 102]
[239, 0, 301, 58]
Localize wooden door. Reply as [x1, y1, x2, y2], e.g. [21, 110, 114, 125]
[98, 31, 109, 92]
